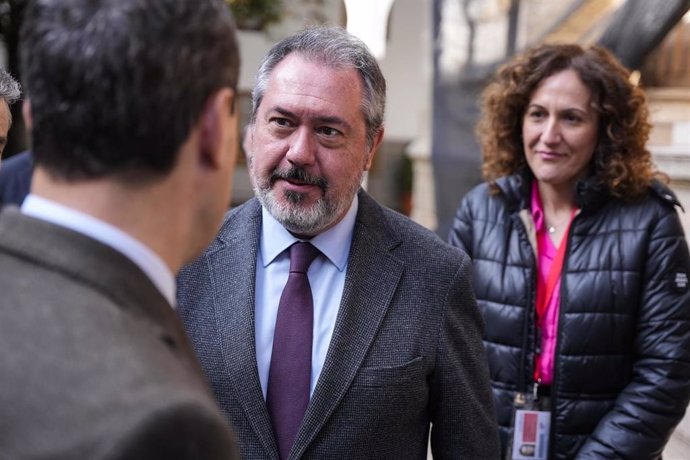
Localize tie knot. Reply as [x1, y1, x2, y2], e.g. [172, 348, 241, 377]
[289, 242, 319, 274]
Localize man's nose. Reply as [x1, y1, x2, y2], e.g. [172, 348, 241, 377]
[286, 127, 316, 166]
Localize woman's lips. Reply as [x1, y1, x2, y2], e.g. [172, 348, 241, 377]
[537, 150, 566, 160]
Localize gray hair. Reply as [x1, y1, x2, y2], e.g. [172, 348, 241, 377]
[0, 67, 21, 124]
[250, 26, 386, 148]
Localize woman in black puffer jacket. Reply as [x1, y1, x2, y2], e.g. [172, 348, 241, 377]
[449, 43, 690, 459]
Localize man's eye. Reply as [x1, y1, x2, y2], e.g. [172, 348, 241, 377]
[271, 117, 292, 128]
[317, 126, 341, 137]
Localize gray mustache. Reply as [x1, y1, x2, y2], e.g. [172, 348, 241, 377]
[270, 167, 328, 191]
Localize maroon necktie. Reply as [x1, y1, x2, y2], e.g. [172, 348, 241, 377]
[266, 241, 319, 460]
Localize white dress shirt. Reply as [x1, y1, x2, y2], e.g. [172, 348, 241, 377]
[255, 196, 358, 398]
[21, 194, 176, 307]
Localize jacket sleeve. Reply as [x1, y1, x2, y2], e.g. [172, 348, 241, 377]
[577, 206, 690, 459]
[429, 254, 501, 459]
[447, 196, 474, 256]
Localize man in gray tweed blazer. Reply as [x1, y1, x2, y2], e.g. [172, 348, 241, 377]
[177, 26, 499, 460]
[0, 0, 241, 458]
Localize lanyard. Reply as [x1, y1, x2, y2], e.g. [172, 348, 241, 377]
[535, 208, 578, 326]
[533, 208, 577, 385]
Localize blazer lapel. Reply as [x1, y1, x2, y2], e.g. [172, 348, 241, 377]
[208, 200, 279, 459]
[291, 192, 404, 459]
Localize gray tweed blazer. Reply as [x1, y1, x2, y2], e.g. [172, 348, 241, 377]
[0, 207, 238, 460]
[177, 190, 500, 459]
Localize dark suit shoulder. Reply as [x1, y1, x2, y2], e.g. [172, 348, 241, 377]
[0, 273, 236, 459]
[0, 150, 33, 206]
[0, 150, 33, 180]
[0, 211, 237, 459]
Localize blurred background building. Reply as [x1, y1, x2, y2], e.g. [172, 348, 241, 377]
[1, 0, 689, 456]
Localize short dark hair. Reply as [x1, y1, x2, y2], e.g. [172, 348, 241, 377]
[251, 26, 386, 149]
[20, 0, 240, 181]
[478, 43, 657, 198]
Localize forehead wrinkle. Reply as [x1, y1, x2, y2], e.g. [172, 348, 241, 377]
[531, 77, 593, 111]
[262, 56, 366, 135]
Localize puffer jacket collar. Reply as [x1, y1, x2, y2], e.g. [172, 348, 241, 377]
[494, 167, 683, 215]
[494, 167, 611, 215]
[493, 168, 529, 212]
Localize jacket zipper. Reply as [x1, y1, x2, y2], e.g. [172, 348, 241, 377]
[516, 212, 537, 395]
[548, 214, 576, 459]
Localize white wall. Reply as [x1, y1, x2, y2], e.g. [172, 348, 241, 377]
[378, 0, 432, 144]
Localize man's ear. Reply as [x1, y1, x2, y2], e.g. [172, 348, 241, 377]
[242, 124, 253, 156]
[22, 98, 32, 131]
[198, 88, 236, 170]
[364, 127, 384, 171]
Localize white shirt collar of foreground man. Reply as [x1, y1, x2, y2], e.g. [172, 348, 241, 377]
[21, 194, 176, 306]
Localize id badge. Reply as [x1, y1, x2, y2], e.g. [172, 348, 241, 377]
[510, 409, 550, 459]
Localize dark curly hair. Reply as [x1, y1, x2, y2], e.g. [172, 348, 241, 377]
[477, 43, 663, 198]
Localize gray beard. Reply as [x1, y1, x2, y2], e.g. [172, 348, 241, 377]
[256, 186, 337, 235]
[252, 172, 363, 236]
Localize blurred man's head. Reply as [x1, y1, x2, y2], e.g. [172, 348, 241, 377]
[19, 0, 241, 268]
[0, 68, 21, 160]
[20, 0, 240, 183]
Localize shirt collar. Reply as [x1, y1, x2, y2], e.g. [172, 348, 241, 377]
[260, 195, 358, 272]
[21, 194, 176, 306]
[530, 180, 546, 232]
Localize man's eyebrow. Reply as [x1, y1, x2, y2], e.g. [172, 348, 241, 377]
[269, 106, 353, 131]
[312, 116, 351, 130]
[270, 106, 296, 119]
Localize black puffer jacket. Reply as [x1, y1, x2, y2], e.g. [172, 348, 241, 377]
[448, 173, 690, 459]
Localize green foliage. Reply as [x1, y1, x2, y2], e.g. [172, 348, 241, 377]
[0, 1, 283, 39]
[0, 0, 25, 42]
[0, 0, 26, 72]
[226, 0, 283, 30]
